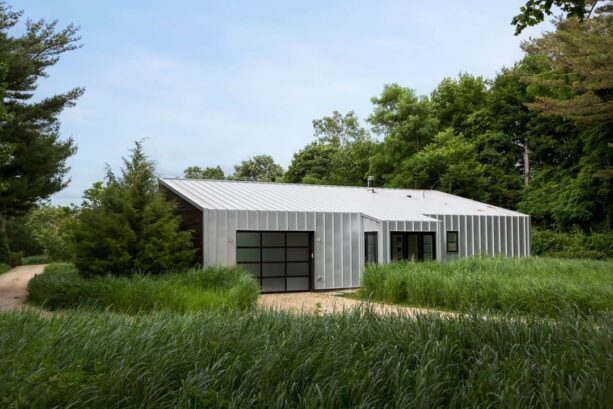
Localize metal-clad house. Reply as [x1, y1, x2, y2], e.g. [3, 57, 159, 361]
[160, 178, 530, 293]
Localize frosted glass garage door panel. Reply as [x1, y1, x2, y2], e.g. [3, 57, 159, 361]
[262, 248, 285, 262]
[236, 248, 260, 262]
[262, 278, 284, 292]
[262, 232, 285, 247]
[262, 263, 284, 277]
[236, 232, 260, 247]
[287, 262, 309, 276]
[287, 232, 309, 246]
[240, 263, 260, 278]
[287, 248, 309, 261]
[287, 277, 309, 291]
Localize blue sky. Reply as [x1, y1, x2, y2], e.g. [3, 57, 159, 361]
[18, 0, 549, 205]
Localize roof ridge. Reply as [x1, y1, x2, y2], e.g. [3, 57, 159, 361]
[159, 177, 435, 192]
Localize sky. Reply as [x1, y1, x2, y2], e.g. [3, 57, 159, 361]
[16, 0, 550, 205]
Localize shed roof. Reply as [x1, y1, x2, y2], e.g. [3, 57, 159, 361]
[160, 178, 526, 221]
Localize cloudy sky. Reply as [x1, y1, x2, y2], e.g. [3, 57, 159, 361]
[18, 0, 549, 205]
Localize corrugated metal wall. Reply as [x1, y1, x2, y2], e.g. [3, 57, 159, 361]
[202, 209, 364, 290]
[203, 209, 531, 290]
[424, 214, 531, 261]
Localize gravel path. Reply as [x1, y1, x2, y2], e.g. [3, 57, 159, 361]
[0, 265, 45, 311]
[257, 291, 454, 317]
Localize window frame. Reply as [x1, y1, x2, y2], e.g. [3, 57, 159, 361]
[446, 231, 459, 253]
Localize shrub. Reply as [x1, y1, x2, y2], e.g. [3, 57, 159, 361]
[25, 205, 77, 262]
[0, 309, 610, 408]
[0, 263, 10, 274]
[20, 254, 49, 265]
[73, 141, 195, 276]
[6, 214, 43, 257]
[27, 263, 259, 313]
[532, 228, 613, 259]
[359, 257, 613, 317]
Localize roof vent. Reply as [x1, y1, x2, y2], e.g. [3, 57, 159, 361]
[367, 176, 374, 188]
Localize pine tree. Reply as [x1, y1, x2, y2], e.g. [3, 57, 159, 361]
[73, 142, 195, 276]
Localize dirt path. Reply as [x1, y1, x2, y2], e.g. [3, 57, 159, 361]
[257, 291, 455, 317]
[0, 265, 45, 311]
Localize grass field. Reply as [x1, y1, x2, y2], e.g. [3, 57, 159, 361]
[359, 257, 613, 317]
[0, 308, 610, 408]
[27, 263, 259, 313]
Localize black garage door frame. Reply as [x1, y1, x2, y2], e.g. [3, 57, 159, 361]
[236, 231, 314, 293]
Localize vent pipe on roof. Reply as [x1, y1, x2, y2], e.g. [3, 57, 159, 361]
[367, 176, 374, 188]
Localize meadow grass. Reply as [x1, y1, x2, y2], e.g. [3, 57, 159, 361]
[27, 263, 259, 313]
[359, 257, 613, 317]
[0, 308, 610, 408]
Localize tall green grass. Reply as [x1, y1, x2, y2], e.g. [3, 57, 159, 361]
[0, 309, 610, 408]
[27, 263, 259, 313]
[360, 257, 613, 317]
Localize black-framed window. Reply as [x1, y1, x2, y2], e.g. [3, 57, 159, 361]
[236, 231, 312, 293]
[365, 232, 378, 264]
[447, 231, 459, 253]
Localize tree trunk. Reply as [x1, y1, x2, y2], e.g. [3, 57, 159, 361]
[523, 136, 530, 185]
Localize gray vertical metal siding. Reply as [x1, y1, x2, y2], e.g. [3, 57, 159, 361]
[424, 214, 531, 260]
[203, 209, 531, 290]
[203, 209, 365, 290]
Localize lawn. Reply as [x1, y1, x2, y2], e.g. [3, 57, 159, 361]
[27, 263, 259, 313]
[359, 257, 613, 317]
[0, 308, 610, 408]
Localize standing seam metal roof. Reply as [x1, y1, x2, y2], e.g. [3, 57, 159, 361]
[160, 178, 527, 221]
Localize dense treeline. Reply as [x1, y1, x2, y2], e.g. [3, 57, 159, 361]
[188, 6, 612, 239]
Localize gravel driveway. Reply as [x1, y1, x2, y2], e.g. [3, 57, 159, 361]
[0, 265, 45, 311]
[257, 291, 453, 317]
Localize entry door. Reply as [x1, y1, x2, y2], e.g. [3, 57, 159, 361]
[236, 231, 313, 293]
[390, 232, 436, 261]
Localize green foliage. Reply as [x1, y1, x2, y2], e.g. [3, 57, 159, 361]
[20, 254, 48, 265]
[359, 257, 613, 317]
[73, 141, 195, 276]
[232, 154, 284, 182]
[368, 84, 438, 186]
[0, 3, 81, 218]
[183, 165, 225, 179]
[522, 8, 613, 124]
[0, 262, 9, 274]
[6, 214, 42, 256]
[0, 309, 611, 408]
[25, 205, 76, 262]
[531, 227, 613, 258]
[27, 263, 259, 313]
[394, 129, 489, 200]
[430, 73, 488, 134]
[286, 111, 378, 186]
[511, 0, 594, 34]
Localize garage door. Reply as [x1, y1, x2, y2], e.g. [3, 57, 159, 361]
[236, 231, 313, 293]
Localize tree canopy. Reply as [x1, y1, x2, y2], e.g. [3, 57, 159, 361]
[184, 165, 225, 180]
[0, 3, 81, 218]
[232, 154, 284, 182]
[73, 142, 194, 276]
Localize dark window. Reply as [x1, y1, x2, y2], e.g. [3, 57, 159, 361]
[365, 232, 378, 264]
[447, 231, 459, 253]
[390, 232, 436, 261]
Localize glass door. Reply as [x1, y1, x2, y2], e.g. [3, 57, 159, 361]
[390, 232, 436, 262]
